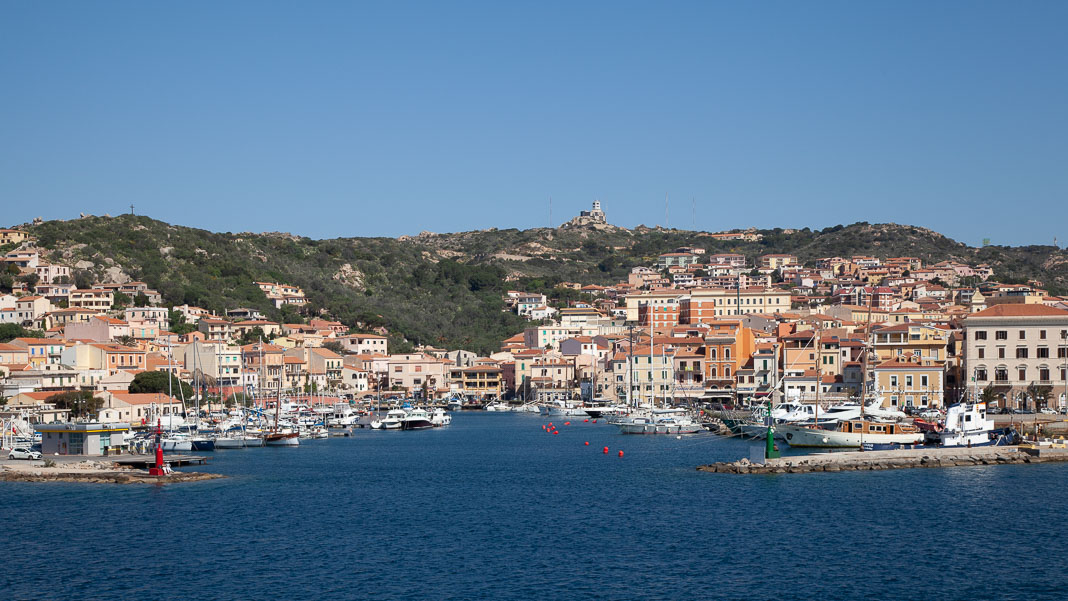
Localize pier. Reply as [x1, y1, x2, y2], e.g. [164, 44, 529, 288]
[114, 455, 210, 468]
[698, 446, 1068, 474]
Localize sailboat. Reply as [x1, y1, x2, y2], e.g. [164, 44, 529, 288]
[262, 340, 299, 446]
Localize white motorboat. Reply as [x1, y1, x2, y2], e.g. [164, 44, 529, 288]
[430, 408, 452, 427]
[616, 409, 704, 435]
[370, 409, 406, 430]
[160, 433, 193, 452]
[939, 402, 998, 447]
[780, 419, 923, 449]
[401, 408, 434, 430]
[584, 404, 627, 419]
[541, 400, 589, 417]
[485, 402, 511, 412]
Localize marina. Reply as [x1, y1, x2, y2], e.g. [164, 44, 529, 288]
[3, 412, 1068, 600]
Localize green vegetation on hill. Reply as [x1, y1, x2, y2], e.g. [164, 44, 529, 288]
[20, 216, 1068, 354]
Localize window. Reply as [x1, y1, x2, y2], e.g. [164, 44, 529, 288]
[976, 368, 987, 381]
[995, 368, 1008, 382]
[1040, 330, 1047, 340]
[1038, 347, 1049, 358]
[1016, 348, 1028, 359]
[1040, 368, 1050, 381]
[890, 395, 899, 406]
[1019, 330, 1026, 340]
[921, 375, 929, 387]
[890, 375, 898, 387]
[906, 375, 913, 387]
[978, 348, 985, 359]
[1059, 347, 1067, 359]
[1019, 368, 1027, 381]
[998, 348, 1005, 359]
[995, 331, 1008, 340]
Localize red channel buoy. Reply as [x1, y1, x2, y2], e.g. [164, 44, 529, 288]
[564, 421, 570, 426]
[603, 446, 609, 454]
[583, 419, 589, 423]
[592, 419, 597, 423]
[584, 441, 590, 446]
[553, 431, 559, 435]
[618, 450, 624, 458]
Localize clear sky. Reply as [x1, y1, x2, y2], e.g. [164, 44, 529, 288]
[2, 1, 1066, 246]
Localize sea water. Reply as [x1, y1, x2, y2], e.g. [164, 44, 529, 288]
[2, 412, 1066, 600]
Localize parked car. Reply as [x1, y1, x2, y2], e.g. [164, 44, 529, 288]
[1040, 408, 1058, 415]
[8, 447, 42, 460]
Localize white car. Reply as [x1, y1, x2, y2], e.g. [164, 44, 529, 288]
[1040, 408, 1058, 415]
[8, 447, 42, 460]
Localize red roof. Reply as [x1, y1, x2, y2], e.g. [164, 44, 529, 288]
[970, 305, 1068, 318]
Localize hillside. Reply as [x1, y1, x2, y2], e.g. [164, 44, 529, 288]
[13, 216, 1068, 354]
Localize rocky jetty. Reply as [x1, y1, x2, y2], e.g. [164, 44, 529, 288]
[698, 446, 1068, 475]
[1, 460, 224, 484]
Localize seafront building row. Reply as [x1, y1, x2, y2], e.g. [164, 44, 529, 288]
[3, 215, 1068, 428]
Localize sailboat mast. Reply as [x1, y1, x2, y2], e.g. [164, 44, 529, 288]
[815, 326, 822, 423]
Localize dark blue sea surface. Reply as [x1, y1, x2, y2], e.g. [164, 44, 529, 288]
[2, 413, 1066, 600]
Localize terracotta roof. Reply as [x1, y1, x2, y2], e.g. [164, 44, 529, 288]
[110, 392, 182, 405]
[969, 305, 1068, 318]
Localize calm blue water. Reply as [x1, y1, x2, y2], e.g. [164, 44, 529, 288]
[2, 413, 1066, 600]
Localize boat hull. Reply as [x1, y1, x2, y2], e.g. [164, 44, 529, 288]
[780, 425, 924, 449]
[264, 432, 300, 446]
[401, 419, 434, 430]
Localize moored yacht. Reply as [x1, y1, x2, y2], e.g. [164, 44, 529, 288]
[616, 409, 704, 435]
[401, 408, 434, 430]
[780, 419, 923, 449]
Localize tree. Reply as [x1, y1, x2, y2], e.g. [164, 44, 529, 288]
[19, 272, 39, 289]
[237, 326, 267, 346]
[129, 370, 194, 399]
[1026, 382, 1053, 409]
[47, 390, 103, 419]
[116, 335, 137, 347]
[73, 269, 94, 290]
[979, 384, 998, 405]
[134, 292, 150, 307]
[0, 323, 41, 343]
[322, 340, 345, 355]
[168, 309, 197, 335]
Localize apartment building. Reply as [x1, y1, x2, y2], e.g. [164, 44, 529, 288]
[963, 304, 1068, 410]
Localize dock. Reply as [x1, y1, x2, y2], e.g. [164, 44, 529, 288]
[698, 445, 1068, 474]
[114, 455, 210, 468]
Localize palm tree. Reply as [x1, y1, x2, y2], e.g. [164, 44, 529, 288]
[979, 384, 998, 405]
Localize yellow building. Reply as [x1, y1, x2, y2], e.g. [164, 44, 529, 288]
[872, 323, 948, 363]
[873, 355, 944, 409]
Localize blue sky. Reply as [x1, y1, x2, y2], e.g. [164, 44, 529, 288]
[2, 1, 1065, 246]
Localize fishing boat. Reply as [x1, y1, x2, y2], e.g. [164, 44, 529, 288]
[780, 419, 924, 449]
[939, 402, 1005, 447]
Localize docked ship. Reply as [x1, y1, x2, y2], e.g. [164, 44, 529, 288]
[779, 419, 923, 449]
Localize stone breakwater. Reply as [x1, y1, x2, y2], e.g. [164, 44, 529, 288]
[697, 446, 1068, 474]
[1, 461, 224, 484]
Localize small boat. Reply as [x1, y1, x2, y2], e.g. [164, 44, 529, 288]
[264, 430, 300, 446]
[160, 433, 193, 452]
[370, 409, 406, 430]
[401, 408, 434, 430]
[938, 402, 1012, 447]
[430, 408, 452, 427]
[616, 409, 704, 435]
